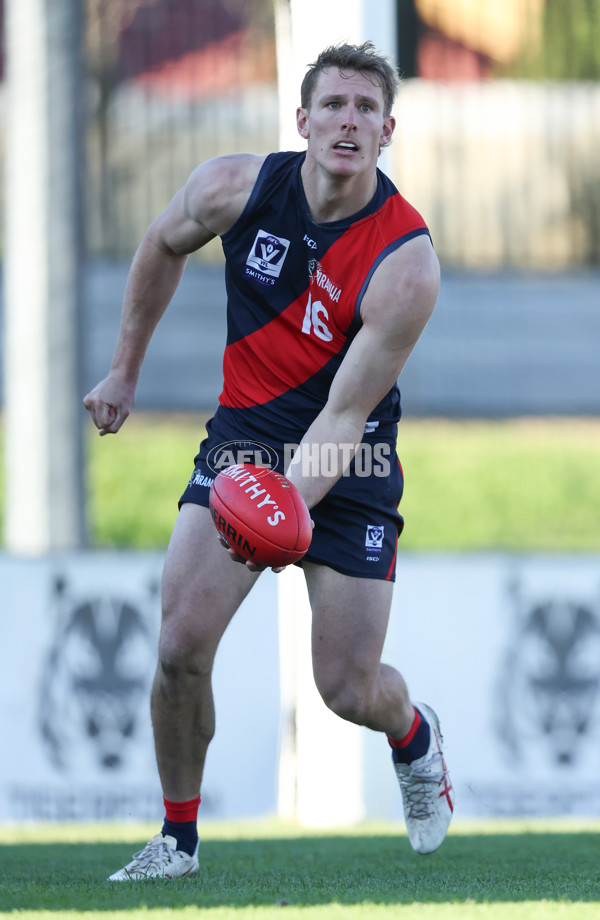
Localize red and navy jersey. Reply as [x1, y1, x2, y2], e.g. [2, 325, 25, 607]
[215, 150, 430, 445]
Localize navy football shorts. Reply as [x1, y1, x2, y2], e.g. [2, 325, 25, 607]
[179, 429, 405, 582]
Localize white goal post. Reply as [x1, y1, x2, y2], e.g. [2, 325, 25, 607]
[273, 0, 398, 824]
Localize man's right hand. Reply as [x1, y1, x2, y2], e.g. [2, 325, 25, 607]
[83, 372, 136, 436]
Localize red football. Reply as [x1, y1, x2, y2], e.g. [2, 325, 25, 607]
[209, 463, 312, 567]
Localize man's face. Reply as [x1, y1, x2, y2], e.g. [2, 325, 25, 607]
[297, 67, 395, 177]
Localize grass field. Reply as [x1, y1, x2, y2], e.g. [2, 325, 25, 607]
[2, 819, 599, 919]
[80, 414, 600, 551]
[1, 414, 599, 551]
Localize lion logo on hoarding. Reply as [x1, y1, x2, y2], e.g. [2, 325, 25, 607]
[39, 576, 158, 771]
[496, 581, 600, 769]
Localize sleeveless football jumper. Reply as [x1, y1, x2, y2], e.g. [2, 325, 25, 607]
[179, 151, 432, 580]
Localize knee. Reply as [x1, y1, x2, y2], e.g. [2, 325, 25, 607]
[157, 622, 214, 686]
[315, 673, 370, 726]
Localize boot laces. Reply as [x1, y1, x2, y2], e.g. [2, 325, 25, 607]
[126, 836, 178, 877]
[397, 751, 447, 820]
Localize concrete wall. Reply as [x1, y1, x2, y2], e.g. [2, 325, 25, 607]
[1, 262, 598, 417]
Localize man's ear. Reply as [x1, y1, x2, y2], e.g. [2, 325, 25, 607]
[380, 115, 396, 148]
[297, 106, 310, 140]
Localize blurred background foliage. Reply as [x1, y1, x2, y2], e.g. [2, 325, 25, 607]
[1, 0, 597, 267]
[509, 0, 600, 80]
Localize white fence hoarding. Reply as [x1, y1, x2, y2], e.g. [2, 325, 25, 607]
[0, 552, 280, 823]
[1, 552, 599, 825]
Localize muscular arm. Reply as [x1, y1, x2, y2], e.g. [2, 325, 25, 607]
[84, 154, 265, 434]
[286, 234, 440, 508]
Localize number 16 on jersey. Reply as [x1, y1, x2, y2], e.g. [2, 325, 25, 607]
[301, 293, 333, 342]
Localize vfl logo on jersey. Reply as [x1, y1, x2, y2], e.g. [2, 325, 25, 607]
[366, 525, 384, 550]
[245, 229, 290, 284]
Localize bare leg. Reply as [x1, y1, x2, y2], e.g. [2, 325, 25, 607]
[152, 503, 260, 800]
[303, 561, 414, 738]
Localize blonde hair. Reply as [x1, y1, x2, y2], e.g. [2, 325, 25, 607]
[300, 41, 400, 117]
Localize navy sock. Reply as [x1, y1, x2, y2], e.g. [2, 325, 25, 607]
[388, 707, 431, 764]
[162, 795, 200, 856]
[161, 818, 198, 856]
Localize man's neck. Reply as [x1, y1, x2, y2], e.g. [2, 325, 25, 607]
[300, 159, 378, 224]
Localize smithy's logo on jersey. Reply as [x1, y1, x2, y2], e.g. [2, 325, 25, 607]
[366, 525, 384, 550]
[246, 230, 290, 283]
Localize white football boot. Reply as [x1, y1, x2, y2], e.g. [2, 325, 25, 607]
[393, 702, 455, 855]
[108, 834, 199, 881]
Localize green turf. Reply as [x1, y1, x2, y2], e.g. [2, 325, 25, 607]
[1, 820, 599, 919]
[396, 418, 600, 551]
[2, 415, 600, 551]
[83, 414, 600, 551]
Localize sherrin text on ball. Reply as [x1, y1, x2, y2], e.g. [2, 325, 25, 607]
[209, 463, 312, 567]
